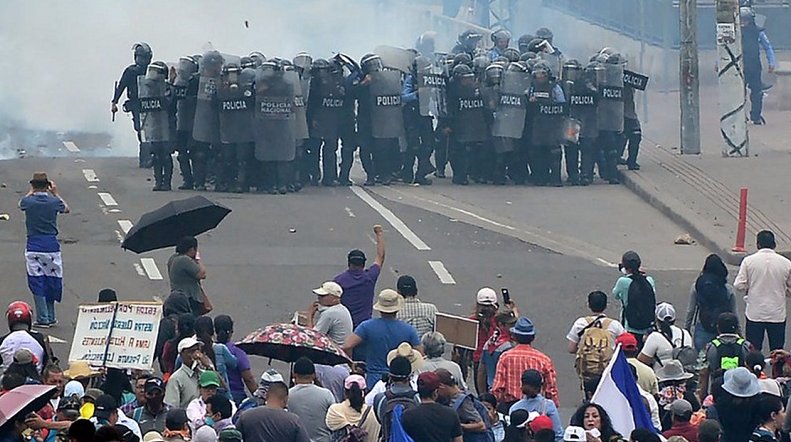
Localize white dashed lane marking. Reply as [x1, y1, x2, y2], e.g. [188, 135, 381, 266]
[47, 336, 67, 344]
[428, 260, 456, 285]
[62, 141, 80, 153]
[82, 169, 99, 182]
[97, 192, 118, 207]
[117, 220, 133, 234]
[140, 258, 163, 280]
[350, 186, 431, 251]
[133, 263, 146, 277]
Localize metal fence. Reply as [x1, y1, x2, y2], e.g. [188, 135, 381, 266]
[542, 0, 791, 49]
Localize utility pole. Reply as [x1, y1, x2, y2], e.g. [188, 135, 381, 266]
[715, 0, 749, 157]
[680, 0, 701, 154]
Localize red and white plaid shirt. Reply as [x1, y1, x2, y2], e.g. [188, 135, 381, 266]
[491, 344, 559, 406]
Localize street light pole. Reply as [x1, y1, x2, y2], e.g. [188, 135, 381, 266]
[680, 0, 701, 154]
[715, 0, 750, 157]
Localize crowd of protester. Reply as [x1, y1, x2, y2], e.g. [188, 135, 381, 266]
[1, 228, 791, 442]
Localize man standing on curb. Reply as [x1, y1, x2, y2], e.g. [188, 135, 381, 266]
[734, 230, 791, 351]
[19, 172, 70, 328]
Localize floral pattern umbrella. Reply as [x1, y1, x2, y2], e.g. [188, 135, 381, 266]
[236, 323, 351, 366]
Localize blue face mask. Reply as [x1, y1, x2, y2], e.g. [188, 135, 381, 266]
[204, 416, 215, 427]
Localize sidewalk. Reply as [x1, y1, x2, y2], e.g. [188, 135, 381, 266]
[622, 83, 791, 264]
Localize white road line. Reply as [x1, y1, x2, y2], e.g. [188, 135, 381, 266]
[47, 336, 67, 344]
[82, 169, 99, 182]
[97, 192, 118, 206]
[350, 186, 431, 251]
[344, 207, 356, 218]
[596, 258, 618, 268]
[140, 258, 163, 280]
[428, 261, 456, 285]
[62, 141, 80, 152]
[117, 220, 133, 234]
[115, 230, 124, 244]
[133, 263, 146, 277]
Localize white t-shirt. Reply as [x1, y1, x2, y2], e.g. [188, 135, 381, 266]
[566, 315, 626, 344]
[0, 330, 45, 372]
[640, 325, 693, 371]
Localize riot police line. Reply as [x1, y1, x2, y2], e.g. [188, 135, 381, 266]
[111, 29, 648, 193]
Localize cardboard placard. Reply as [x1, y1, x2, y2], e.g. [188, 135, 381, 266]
[435, 312, 479, 350]
[68, 302, 162, 370]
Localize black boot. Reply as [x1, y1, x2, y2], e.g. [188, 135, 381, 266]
[152, 165, 164, 191]
[177, 152, 193, 189]
[161, 156, 173, 191]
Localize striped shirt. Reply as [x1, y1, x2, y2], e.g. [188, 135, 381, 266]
[397, 298, 438, 337]
[491, 344, 559, 406]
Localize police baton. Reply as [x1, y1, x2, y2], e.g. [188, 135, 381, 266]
[111, 81, 118, 122]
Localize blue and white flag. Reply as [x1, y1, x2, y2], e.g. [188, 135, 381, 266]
[591, 345, 656, 436]
[25, 235, 63, 302]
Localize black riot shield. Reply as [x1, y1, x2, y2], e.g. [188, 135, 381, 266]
[452, 83, 489, 144]
[530, 82, 566, 146]
[193, 51, 224, 144]
[491, 70, 530, 139]
[253, 70, 296, 162]
[417, 65, 448, 118]
[137, 77, 172, 143]
[217, 75, 254, 144]
[597, 63, 624, 132]
[568, 72, 599, 139]
[308, 71, 344, 139]
[285, 71, 309, 141]
[174, 58, 198, 133]
[369, 70, 405, 139]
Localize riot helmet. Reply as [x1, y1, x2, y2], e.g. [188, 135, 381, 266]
[240, 56, 256, 70]
[222, 63, 242, 88]
[175, 56, 199, 86]
[453, 52, 472, 67]
[484, 63, 503, 86]
[740, 7, 756, 26]
[360, 53, 384, 74]
[6, 301, 32, 330]
[132, 42, 153, 67]
[412, 55, 432, 76]
[201, 50, 224, 76]
[599, 47, 618, 57]
[503, 48, 521, 63]
[519, 52, 538, 63]
[491, 29, 512, 50]
[507, 61, 528, 73]
[293, 52, 313, 72]
[526, 38, 545, 54]
[532, 60, 552, 83]
[585, 61, 606, 86]
[605, 53, 624, 66]
[518, 34, 535, 54]
[493, 56, 510, 65]
[248, 51, 266, 67]
[535, 27, 554, 44]
[415, 31, 436, 57]
[473, 55, 491, 75]
[261, 60, 278, 72]
[562, 59, 583, 83]
[146, 61, 168, 80]
[452, 63, 474, 79]
[458, 30, 483, 52]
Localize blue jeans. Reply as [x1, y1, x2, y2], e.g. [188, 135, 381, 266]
[693, 323, 716, 352]
[33, 295, 56, 324]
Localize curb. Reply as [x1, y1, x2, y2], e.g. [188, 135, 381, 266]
[618, 169, 747, 266]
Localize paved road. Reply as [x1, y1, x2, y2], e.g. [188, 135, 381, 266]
[0, 153, 705, 417]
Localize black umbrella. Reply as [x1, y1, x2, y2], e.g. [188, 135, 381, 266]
[121, 196, 231, 253]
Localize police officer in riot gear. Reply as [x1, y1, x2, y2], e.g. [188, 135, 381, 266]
[596, 51, 625, 185]
[518, 34, 535, 55]
[442, 63, 489, 185]
[138, 61, 175, 191]
[401, 55, 439, 185]
[306, 58, 345, 186]
[173, 55, 200, 189]
[217, 62, 255, 193]
[415, 31, 437, 60]
[111, 42, 153, 168]
[528, 60, 566, 187]
[452, 30, 483, 58]
[331, 54, 362, 187]
[487, 29, 512, 61]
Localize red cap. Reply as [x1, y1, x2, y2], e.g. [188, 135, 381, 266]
[615, 332, 638, 351]
[529, 415, 554, 432]
[417, 371, 441, 393]
[6, 301, 32, 327]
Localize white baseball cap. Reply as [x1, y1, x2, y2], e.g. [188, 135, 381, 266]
[313, 281, 343, 297]
[655, 302, 676, 322]
[177, 337, 201, 353]
[476, 287, 498, 306]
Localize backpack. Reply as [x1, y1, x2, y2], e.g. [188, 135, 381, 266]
[377, 388, 419, 442]
[711, 338, 746, 373]
[656, 329, 698, 373]
[575, 315, 615, 381]
[695, 275, 729, 333]
[623, 274, 656, 330]
[338, 405, 373, 442]
[451, 393, 495, 442]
